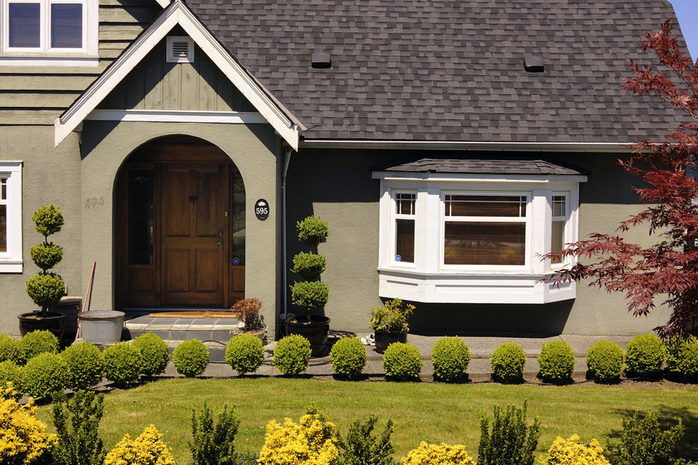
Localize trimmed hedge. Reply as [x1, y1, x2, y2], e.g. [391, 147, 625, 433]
[19, 330, 59, 362]
[538, 340, 575, 383]
[132, 333, 170, 377]
[665, 335, 698, 378]
[62, 341, 104, 391]
[0, 334, 22, 364]
[490, 342, 526, 384]
[0, 360, 24, 393]
[586, 340, 624, 383]
[432, 337, 471, 382]
[103, 342, 142, 386]
[273, 335, 311, 375]
[330, 337, 367, 378]
[383, 342, 422, 381]
[173, 339, 209, 378]
[24, 352, 68, 400]
[226, 334, 265, 375]
[625, 334, 664, 378]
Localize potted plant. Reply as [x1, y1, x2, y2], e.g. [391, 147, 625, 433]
[18, 204, 67, 339]
[370, 298, 415, 352]
[286, 216, 330, 356]
[231, 297, 267, 343]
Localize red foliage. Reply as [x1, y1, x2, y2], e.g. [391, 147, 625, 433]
[547, 19, 698, 338]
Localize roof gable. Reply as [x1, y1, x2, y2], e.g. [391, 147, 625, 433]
[55, 0, 304, 149]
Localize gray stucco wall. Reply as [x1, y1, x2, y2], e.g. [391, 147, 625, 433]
[285, 149, 671, 336]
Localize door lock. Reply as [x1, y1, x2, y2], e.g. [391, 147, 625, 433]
[216, 238, 223, 251]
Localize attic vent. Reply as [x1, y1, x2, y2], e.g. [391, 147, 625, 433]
[167, 36, 195, 63]
[311, 51, 331, 69]
[524, 55, 544, 73]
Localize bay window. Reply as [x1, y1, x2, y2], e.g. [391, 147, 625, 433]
[0, 161, 22, 273]
[374, 159, 586, 304]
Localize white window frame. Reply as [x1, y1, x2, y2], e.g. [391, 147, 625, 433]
[0, 161, 23, 273]
[0, 0, 98, 67]
[392, 191, 416, 267]
[373, 171, 586, 304]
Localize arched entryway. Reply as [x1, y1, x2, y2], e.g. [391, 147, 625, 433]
[115, 135, 245, 309]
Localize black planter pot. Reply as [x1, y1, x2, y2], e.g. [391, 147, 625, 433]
[18, 311, 66, 341]
[374, 329, 407, 352]
[285, 315, 331, 357]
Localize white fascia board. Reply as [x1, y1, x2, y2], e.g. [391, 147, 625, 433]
[372, 171, 588, 183]
[301, 140, 634, 152]
[87, 109, 267, 124]
[55, 0, 302, 150]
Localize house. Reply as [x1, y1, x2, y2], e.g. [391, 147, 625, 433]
[0, 0, 689, 338]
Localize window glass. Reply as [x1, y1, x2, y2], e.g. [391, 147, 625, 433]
[444, 222, 526, 265]
[231, 167, 245, 266]
[445, 195, 526, 217]
[8, 2, 41, 47]
[551, 195, 567, 264]
[0, 205, 6, 253]
[395, 193, 415, 263]
[128, 170, 154, 265]
[51, 3, 82, 48]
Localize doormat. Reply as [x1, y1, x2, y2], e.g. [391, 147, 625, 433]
[148, 311, 239, 319]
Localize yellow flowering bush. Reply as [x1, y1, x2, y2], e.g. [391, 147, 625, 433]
[540, 434, 610, 465]
[0, 383, 56, 465]
[258, 410, 339, 465]
[402, 442, 475, 465]
[104, 425, 175, 465]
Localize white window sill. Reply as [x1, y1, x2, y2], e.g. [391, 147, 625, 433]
[377, 267, 576, 304]
[0, 55, 99, 67]
[0, 260, 23, 273]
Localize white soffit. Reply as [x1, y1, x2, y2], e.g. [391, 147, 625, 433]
[54, 0, 303, 150]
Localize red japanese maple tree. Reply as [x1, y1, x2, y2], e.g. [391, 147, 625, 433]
[548, 19, 698, 338]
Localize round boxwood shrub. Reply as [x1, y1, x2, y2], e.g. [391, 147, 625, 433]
[132, 332, 170, 377]
[226, 334, 265, 375]
[383, 342, 423, 381]
[173, 339, 209, 377]
[490, 342, 526, 383]
[330, 337, 366, 378]
[0, 360, 24, 393]
[103, 342, 143, 386]
[23, 352, 68, 401]
[19, 329, 59, 362]
[538, 340, 575, 383]
[61, 341, 104, 391]
[665, 335, 698, 378]
[273, 335, 311, 375]
[432, 337, 471, 382]
[586, 339, 624, 383]
[0, 334, 22, 364]
[625, 333, 664, 377]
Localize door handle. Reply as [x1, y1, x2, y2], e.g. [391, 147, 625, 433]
[216, 238, 223, 252]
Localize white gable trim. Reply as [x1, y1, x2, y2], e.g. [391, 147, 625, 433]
[155, 0, 170, 7]
[55, 0, 303, 150]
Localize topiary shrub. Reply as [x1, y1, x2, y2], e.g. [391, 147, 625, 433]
[490, 342, 526, 383]
[104, 425, 175, 465]
[625, 333, 664, 378]
[538, 340, 575, 384]
[0, 383, 55, 465]
[432, 337, 471, 382]
[337, 415, 395, 465]
[665, 335, 698, 379]
[402, 442, 474, 465]
[330, 337, 367, 379]
[102, 341, 142, 387]
[478, 402, 540, 465]
[291, 252, 328, 279]
[19, 329, 59, 362]
[273, 334, 311, 375]
[132, 333, 170, 377]
[26, 204, 66, 315]
[606, 410, 683, 465]
[61, 341, 104, 391]
[258, 409, 338, 465]
[225, 334, 265, 375]
[586, 340, 624, 383]
[0, 334, 22, 364]
[540, 434, 610, 465]
[173, 339, 209, 378]
[0, 361, 25, 394]
[382, 342, 422, 381]
[296, 216, 329, 247]
[23, 352, 68, 401]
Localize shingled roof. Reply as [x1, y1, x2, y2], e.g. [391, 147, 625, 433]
[184, 0, 689, 144]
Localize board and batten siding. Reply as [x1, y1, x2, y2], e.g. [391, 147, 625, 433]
[97, 39, 255, 112]
[0, 0, 162, 126]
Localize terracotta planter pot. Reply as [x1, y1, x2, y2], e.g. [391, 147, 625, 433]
[374, 329, 407, 352]
[18, 311, 66, 341]
[285, 315, 331, 357]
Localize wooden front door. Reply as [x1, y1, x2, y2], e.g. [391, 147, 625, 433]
[116, 140, 245, 309]
[161, 163, 229, 306]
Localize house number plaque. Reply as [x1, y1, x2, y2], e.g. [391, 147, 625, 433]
[255, 199, 269, 221]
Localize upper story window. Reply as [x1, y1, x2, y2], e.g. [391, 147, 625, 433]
[1, 0, 98, 66]
[0, 161, 23, 273]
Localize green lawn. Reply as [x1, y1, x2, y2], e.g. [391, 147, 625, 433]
[36, 378, 698, 464]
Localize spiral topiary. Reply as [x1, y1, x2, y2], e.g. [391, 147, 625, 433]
[19, 329, 59, 363]
[225, 334, 265, 375]
[61, 341, 104, 391]
[586, 340, 624, 383]
[132, 332, 170, 377]
[538, 340, 575, 383]
[103, 341, 142, 386]
[26, 204, 66, 315]
[383, 342, 422, 381]
[330, 337, 367, 378]
[625, 333, 664, 378]
[665, 335, 698, 378]
[273, 334, 311, 375]
[0, 334, 22, 364]
[490, 342, 526, 384]
[432, 337, 471, 382]
[23, 352, 68, 401]
[173, 339, 209, 377]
